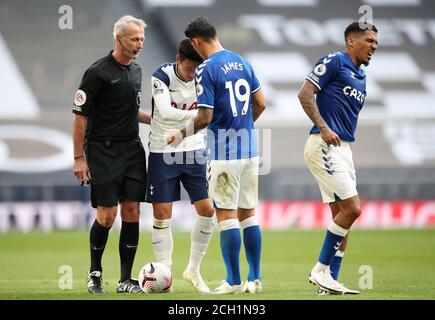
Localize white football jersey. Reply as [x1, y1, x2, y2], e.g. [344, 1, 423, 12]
[149, 63, 205, 153]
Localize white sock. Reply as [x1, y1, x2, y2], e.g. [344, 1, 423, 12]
[328, 221, 349, 237]
[187, 215, 214, 274]
[240, 216, 259, 229]
[313, 261, 329, 272]
[152, 218, 173, 270]
[219, 218, 240, 231]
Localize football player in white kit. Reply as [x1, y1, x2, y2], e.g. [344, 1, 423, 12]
[147, 39, 214, 294]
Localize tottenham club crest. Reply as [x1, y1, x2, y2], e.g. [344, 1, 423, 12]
[314, 64, 327, 76]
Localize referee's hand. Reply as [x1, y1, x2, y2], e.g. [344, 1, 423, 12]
[320, 126, 341, 147]
[167, 130, 184, 148]
[73, 157, 91, 186]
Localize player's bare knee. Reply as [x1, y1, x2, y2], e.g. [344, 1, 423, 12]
[122, 211, 140, 222]
[197, 206, 214, 218]
[153, 211, 169, 220]
[121, 203, 140, 222]
[351, 205, 362, 219]
[97, 209, 117, 227]
[153, 207, 171, 220]
[193, 199, 214, 218]
[342, 205, 361, 221]
[216, 208, 237, 222]
[238, 208, 255, 221]
[97, 206, 118, 228]
[98, 217, 115, 228]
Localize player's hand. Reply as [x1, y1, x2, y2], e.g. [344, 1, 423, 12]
[320, 126, 341, 147]
[73, 157, 91, 186]
[167, 129, 184, 148]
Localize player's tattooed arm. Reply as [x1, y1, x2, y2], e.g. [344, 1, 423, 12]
[298, 80, 341, 147]
[186, 107, 213, 136]
[167, 107, 213, 147]
[298, 80, 326, 129]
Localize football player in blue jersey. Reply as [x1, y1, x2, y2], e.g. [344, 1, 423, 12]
[298, 21, 378, 295]
[167, 17, 267, 294]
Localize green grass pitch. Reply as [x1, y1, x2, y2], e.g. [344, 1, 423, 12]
[1, 229, 435, 300]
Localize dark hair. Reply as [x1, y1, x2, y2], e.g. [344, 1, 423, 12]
[184, 17, 217, 41]
[344, 21, 378, 42]
[178, 39, 203, 63]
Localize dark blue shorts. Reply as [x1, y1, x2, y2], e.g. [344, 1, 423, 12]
[146, 150, 209, 203]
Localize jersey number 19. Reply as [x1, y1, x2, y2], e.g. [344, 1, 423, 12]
[225, 79, 250, 117]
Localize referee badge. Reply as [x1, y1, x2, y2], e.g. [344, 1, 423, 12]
[73, 89, 86, 106]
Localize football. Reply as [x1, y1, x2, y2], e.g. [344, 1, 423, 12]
[138, 262, 172, 293]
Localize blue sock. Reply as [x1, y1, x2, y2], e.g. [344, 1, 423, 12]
[243, 225, 262, 281]
[330, 252, 344, 280]
[220, 227, 241, 285]
[318, 221, 348, 266]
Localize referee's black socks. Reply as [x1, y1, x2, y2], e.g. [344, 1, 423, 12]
[119, 221, 139, 282]
[89, 220, 111, 272]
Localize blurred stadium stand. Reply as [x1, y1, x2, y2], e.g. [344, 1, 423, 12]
[1, 0, 434, 230]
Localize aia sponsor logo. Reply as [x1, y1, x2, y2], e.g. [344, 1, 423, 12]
[171, 101, 197, 110]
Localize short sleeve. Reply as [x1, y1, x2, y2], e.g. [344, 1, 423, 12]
[195, 66, 214, 109]
[152, 66, 170, 87]
[72, 67, 103, 116]
[250, 63, 261, 94]
[151, 75, 169, 98]
[305, 53, 341, 91]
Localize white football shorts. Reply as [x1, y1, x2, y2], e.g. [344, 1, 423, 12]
[304, 134, 358, 203]
[207, 156, 259, 210]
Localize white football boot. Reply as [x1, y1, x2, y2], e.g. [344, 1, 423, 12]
[308, 267, 345, 294]
[211, 280, 244, 294]
[183, 269, 210, 294]
[243, 280, 263, 293]
[317, 288, 330, 295]
[317, 284, 361, 295]
[341, 284, 361, 295]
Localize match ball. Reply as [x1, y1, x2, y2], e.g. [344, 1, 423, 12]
[138, 262, 172, 293]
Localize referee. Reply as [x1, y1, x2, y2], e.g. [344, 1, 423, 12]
[72, 15, 150, 294]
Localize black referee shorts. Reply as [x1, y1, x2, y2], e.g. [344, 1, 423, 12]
[85, 138, 147, 208]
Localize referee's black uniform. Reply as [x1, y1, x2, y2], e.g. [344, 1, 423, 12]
[73, 51, 147, 208]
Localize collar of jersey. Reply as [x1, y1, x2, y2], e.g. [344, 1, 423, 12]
[343, 51, 361, 71]
[173, 62, 193, 84]
[109, 50, 131, 70]
[343, 52, 367, 78]
[173, 63, 190, 83]
[208, 49, 228, 59]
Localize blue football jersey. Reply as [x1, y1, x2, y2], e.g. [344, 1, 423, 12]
[195, 50, 261, 160]
[305, 51, 367, 142]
